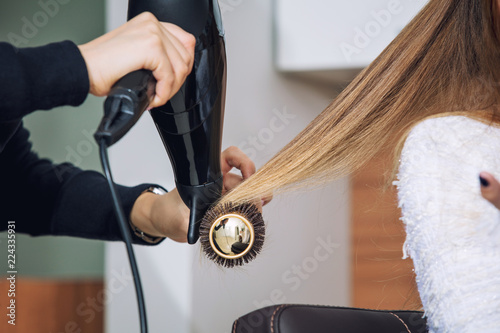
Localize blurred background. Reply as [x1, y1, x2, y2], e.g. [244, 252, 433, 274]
[0, 0, 425, 332]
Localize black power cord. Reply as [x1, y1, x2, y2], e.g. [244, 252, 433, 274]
[98, 138, 148, 333]
[94, 69, 156, 332]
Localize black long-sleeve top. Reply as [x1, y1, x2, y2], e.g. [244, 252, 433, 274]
[0, 40, 161, 245]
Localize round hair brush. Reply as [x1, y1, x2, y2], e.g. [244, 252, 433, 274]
[199, 203, 265, 268]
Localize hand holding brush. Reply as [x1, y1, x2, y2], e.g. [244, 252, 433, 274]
[129, 146, 268, 246]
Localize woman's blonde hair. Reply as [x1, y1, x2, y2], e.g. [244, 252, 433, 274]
[219, 0, 500, 206]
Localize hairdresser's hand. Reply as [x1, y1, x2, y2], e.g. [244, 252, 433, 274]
[78, 11, 195, 108]
[479, 171, 500, 210]
[129, 147, 267, 243]
[220, 146, 256, 194]
[220, 146, 272, 209]
[130, 188, 189, 243]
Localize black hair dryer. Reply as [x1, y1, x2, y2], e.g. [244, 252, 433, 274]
[128, 0, 227, 244]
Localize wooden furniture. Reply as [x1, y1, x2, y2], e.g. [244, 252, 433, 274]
[351, 152, 422, 310]
[0, 279, 104, 332]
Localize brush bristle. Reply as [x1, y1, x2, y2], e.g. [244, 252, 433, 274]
[199, 203, 265, 268]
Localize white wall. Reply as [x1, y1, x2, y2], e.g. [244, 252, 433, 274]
[275, 0, 426, 70]
[105, 1, 350, 332]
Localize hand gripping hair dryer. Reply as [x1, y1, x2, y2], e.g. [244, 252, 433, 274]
[121, 0, 227, 244]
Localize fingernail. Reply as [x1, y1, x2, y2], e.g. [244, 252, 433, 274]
[261, 200, 265, 207]
[480, 176, 490, 187]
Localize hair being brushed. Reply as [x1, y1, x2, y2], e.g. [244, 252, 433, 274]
[218, 0, 500, 206]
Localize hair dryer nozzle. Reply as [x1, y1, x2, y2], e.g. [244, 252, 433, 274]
[177, 177, 223, 244]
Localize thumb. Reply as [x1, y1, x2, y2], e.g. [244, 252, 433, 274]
[480, 171, 500, 210]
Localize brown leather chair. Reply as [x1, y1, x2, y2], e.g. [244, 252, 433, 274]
[232, 304, 427, 333]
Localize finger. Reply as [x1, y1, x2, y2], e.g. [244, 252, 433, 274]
[221, 146, 256, 179]
[479, 171, 500, 210]
[149, 41, 187, 106]
[161, 22, 196, 51]
[222, 173, 244, 194]
[255, 199, 263, 213]
[147, 29, 190, 106]
[160, 23, 195, 72]
[158, 34, 189, 99]
[150, 53, 175, 107]
[262, 194, 273, 206]
[160, 26, 192, 75]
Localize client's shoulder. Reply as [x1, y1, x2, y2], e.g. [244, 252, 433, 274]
[408, 115, 492, 139]
[404, 115, 499, 150]
[399, 115, 500, 175]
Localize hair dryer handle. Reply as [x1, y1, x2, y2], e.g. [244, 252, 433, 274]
[94, 70, 156, 146]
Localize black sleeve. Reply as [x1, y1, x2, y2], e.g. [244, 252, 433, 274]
[0, 124, 163, 245]
[0, 40, 89, 120]
[0, 41, 164, 245]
